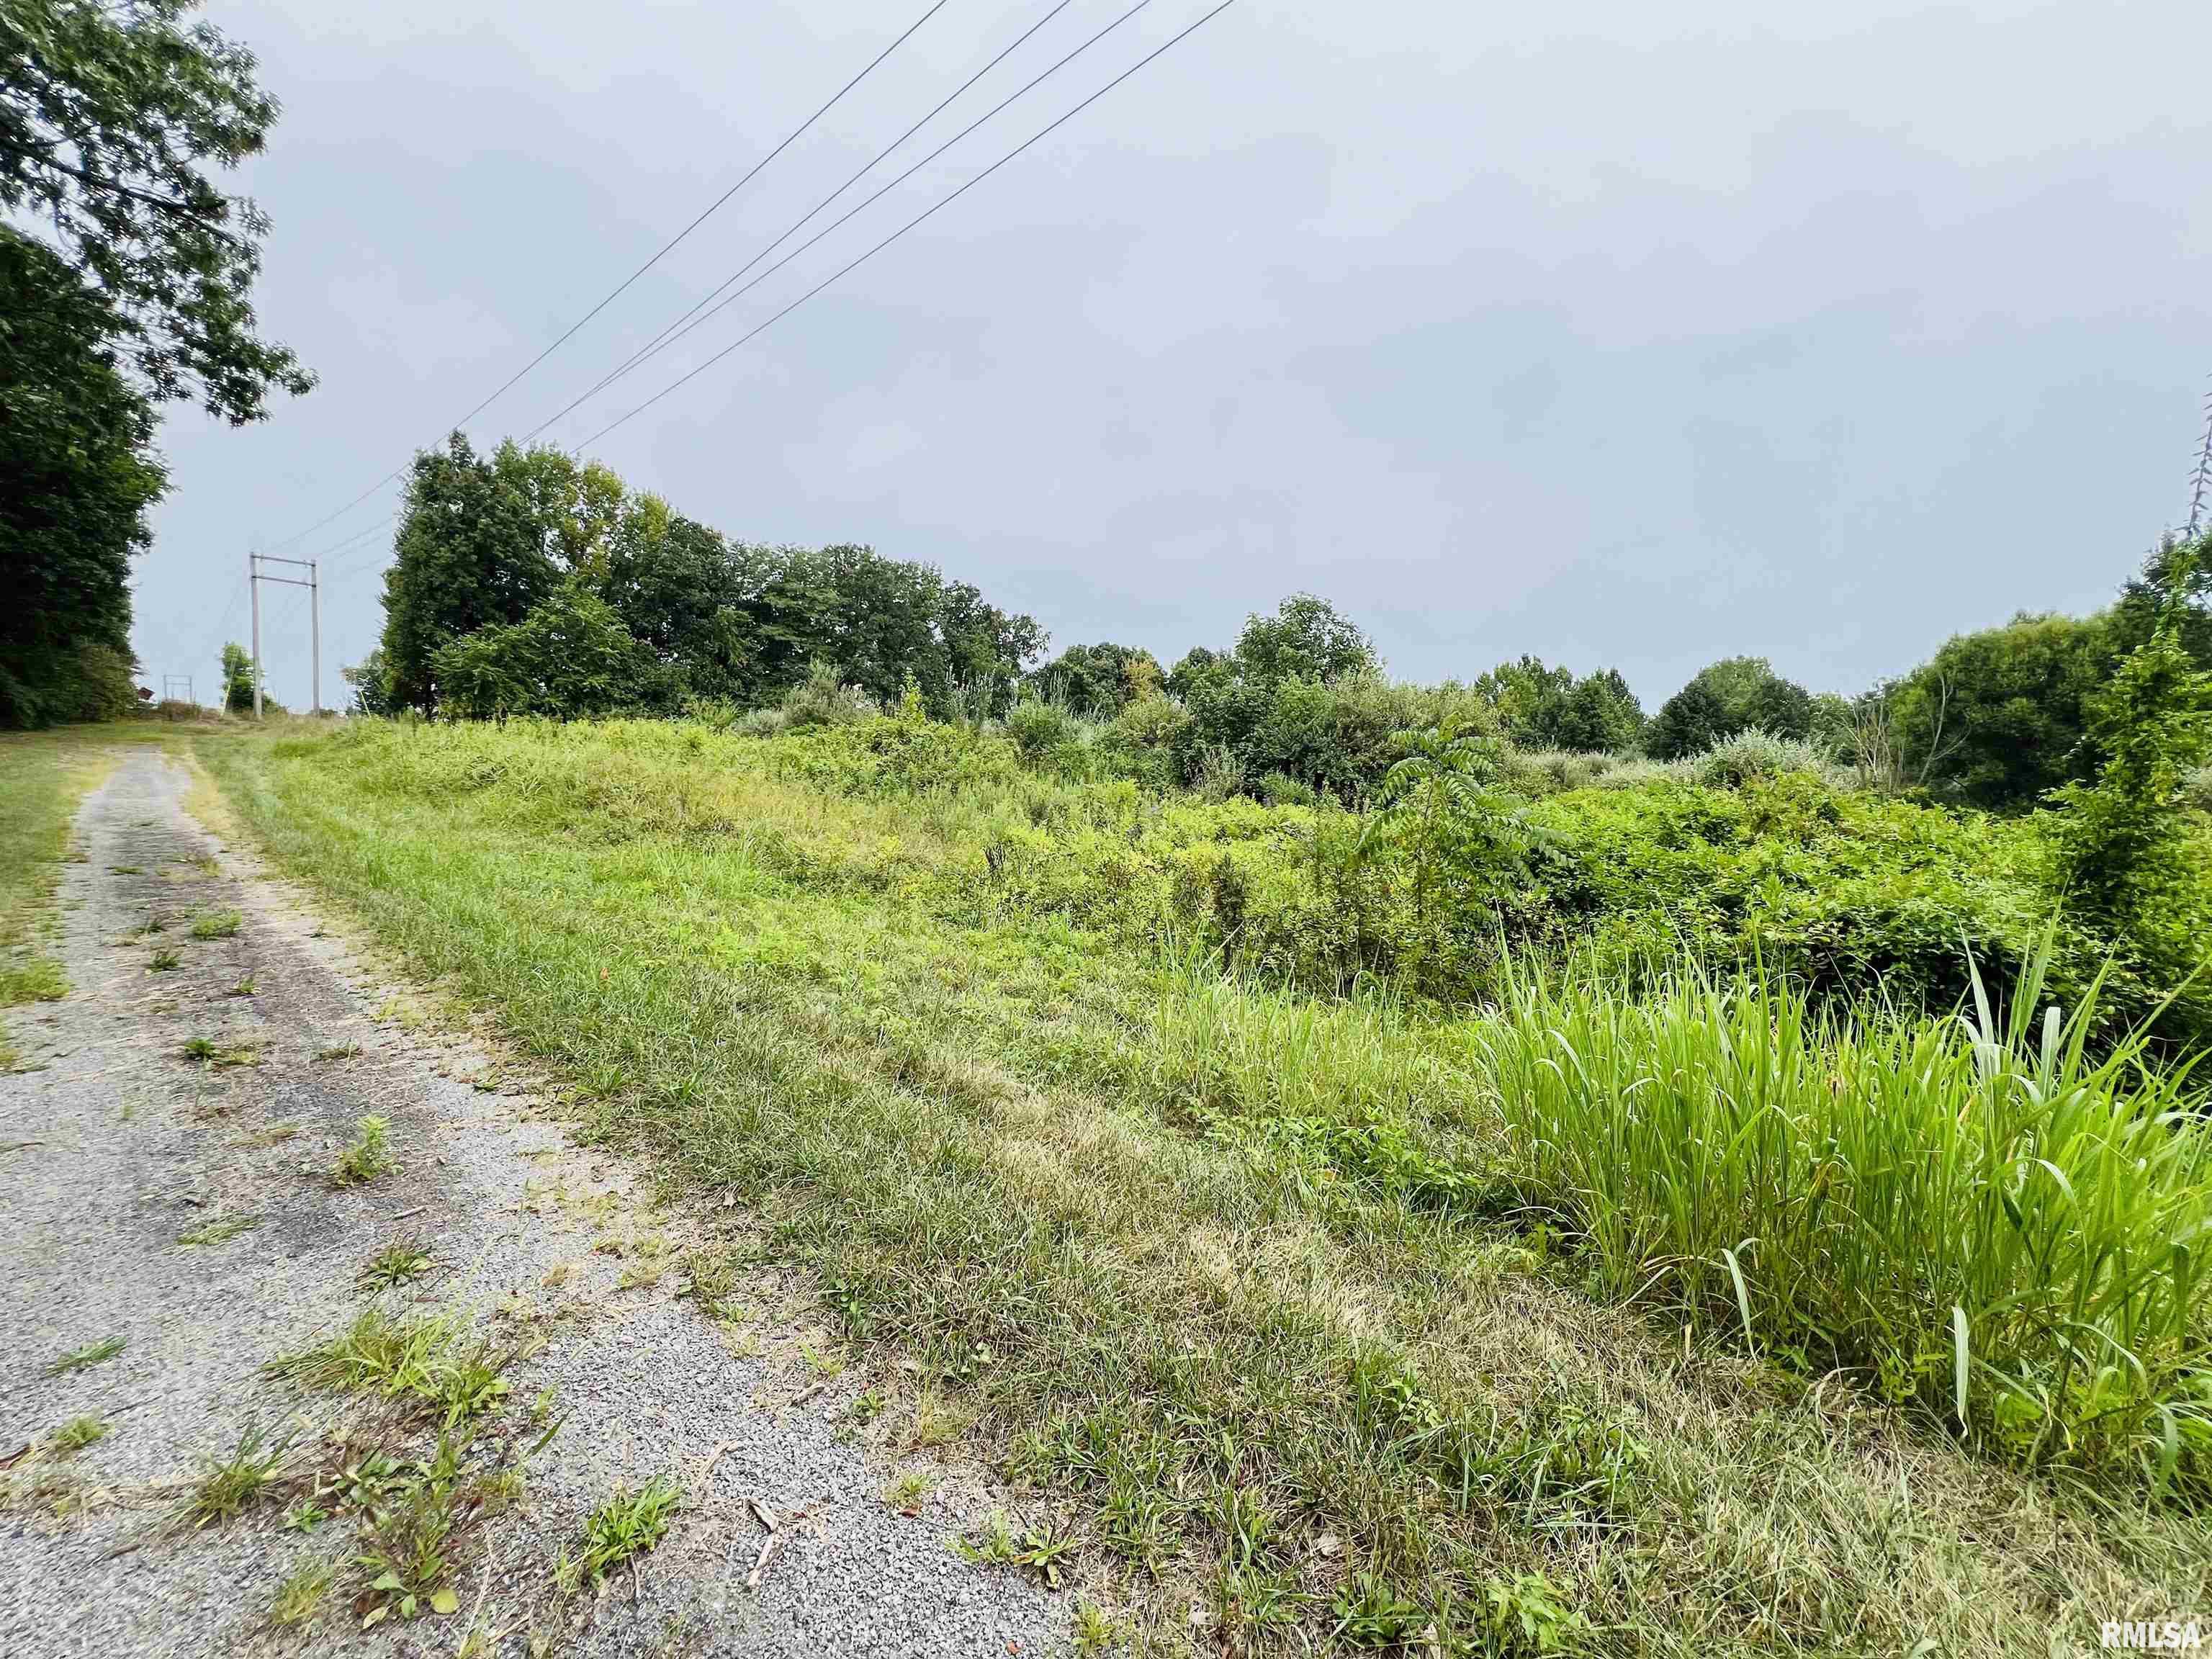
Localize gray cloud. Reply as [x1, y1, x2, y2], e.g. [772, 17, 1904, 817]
[138, 0, 2212, 711]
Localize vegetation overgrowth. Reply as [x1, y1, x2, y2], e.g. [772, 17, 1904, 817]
[196, 707, 2212, 1656]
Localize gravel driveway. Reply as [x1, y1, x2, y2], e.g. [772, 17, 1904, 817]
[0, 745, 1067, 1658]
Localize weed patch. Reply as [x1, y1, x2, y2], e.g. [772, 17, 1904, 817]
[45, 1335, 125, 1376]
[329, 1114, 395, 1187]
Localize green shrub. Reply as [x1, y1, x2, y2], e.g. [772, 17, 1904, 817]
[1004, 696, 1079, 762]
[1683, 727, 1847, 789]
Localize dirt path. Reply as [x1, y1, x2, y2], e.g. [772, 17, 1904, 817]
[0, 746, 1066, 1658]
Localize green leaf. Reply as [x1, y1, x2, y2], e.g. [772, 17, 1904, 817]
[430, 1588, 459, 1617]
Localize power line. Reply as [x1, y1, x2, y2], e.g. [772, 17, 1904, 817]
[255, 1, 1241, 609]
[254, 0, 952, 556]
[549, 0, 1086, 435]
[577, 0, 1241, 455]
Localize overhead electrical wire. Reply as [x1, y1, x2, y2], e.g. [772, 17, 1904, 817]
[242, 0, 1241, 619]
[250, 0, 952, 556]
[551, 0, 1085, 433]
[575, 0, 1241, 454]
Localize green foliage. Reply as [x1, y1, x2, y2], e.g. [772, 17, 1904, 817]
[1029, 642, 1164, 715]
[2049, 559, 2212, 1014]
[1887, 611, 2116, 810]
[1231, 593, 1378, 687]
[433, 579, 654, 721]
[577, 1478, 678, 1584]
[378, 435, 573, 712]
[379, 439, 1045, 720]
[1359, 723, 1537, 932]
[1483, 948, 2212, 1490]
[219, 642, 254, 713]
[1477, 657, 1645, 752]
[341, 647, 392, 716]
[0, 229, 162, 728]
[0, 0, 312, 421]
[1647, 656, 1815, 758]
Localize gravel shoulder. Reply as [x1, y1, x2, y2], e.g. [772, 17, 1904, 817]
[0, 744, 1067, 1658]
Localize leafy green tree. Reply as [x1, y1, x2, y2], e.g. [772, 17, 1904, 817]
[433, 581, 652, 721]
[1029, 642, 1162, 716]
[378, 435, 569, 711]
[219, 641, 253, 712]
[1477, 657, 1644, 752]
[1, 0, 311, 423]
[0, 228, 163, 727]
[595, 493, 745, 706]
[1647, 657, 1815, 759]
[2109, 531, 2212, 665]
[1359, 721, 1537, 930]
[1886, 613, 2114, 809]
[341, 648, 390, 716]
[940, 580, 1046, 716]
[2050, 575, 2212, 930]
[1552, 670, 1646, 752]
[1165, 646, 1228, 701]
[1233, 595, 1377, 687]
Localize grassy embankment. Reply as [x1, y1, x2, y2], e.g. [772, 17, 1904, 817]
[202, 716, 2212, 1657]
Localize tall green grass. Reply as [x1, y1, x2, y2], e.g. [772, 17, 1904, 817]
[1478, 945, 2212, 1491]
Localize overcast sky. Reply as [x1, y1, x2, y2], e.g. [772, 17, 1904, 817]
[135, 0, 2212, 713]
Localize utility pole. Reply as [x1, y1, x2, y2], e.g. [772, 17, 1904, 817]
[249, 550, 262, 719]
[248, 553, 323, 716]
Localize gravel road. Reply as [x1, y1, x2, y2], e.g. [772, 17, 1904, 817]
[0, 745, 1069, 1658]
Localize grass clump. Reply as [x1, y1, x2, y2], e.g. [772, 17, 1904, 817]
[146, 946, 180, 973]
[268, 1557, 333, 1629]
[0, 957, 66, 1005]
[267, 1307, 509, 1429]
[50, 1415, 110, 1453]
[358, 1237, 436, 1290]
[185, 1425, 292, 1527]
[188, 909, 242, 940]
[577, 1477, 678, 1585]
[177, 1212, 260, 1248]
[45, 1335, 125, 1376]
[329, 1114, 395, 1187]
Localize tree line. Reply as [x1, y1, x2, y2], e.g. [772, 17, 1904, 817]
[356, 425, 2212, 826]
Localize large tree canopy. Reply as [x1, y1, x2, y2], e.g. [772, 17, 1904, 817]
[1, 0, 313, 422]
[0, 226, 164, 726]
[1647, 656, 1815, 759]
[373, 437, 1048, 719]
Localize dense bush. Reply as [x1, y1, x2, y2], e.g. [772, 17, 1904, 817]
[433, 581, 655, 721]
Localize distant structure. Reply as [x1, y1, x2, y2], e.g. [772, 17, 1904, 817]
[2190, 374, 2212, 538]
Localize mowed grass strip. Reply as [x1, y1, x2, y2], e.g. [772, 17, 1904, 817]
[0, 731, 135, 1060]
[202, 719, 2212, 1655]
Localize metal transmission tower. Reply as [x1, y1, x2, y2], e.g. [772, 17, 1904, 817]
[160, 673, 194, 708]
[247, 553, 321, 718]
[2189, 376, 2212, 538]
